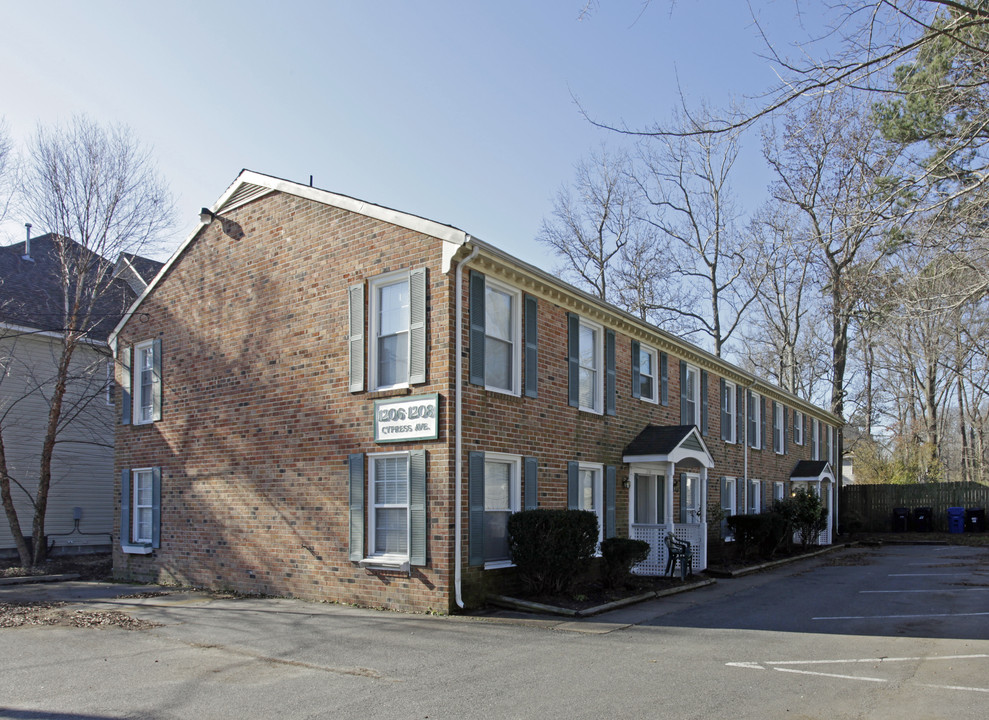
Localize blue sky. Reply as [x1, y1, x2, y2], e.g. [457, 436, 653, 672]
[1, 1, 820, 266]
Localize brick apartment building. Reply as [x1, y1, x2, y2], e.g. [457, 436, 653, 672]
[110, 170, 840, 613]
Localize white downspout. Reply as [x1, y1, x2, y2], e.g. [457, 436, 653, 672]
[454, 244, 479, 609]
[743, 380, 756, 511]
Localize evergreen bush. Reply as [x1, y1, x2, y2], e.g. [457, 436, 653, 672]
[507, 509, 598, 595]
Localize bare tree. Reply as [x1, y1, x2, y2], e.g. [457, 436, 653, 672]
[0, 118, 15, 232]
[0, 117, 173, 566]
[537, 146, 646, 303]
[636, 107, 761, 356]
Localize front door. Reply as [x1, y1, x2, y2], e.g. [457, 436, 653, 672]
[683, 473, 701, 524]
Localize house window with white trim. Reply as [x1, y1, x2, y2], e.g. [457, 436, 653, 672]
[722, 380, 737, 443]
[774, 402, 785, 454]
[577, 463, 604, 547]
[483, 454, 521, 566]
[682, 364, 699, 426]
[774, 481, 785, 503]
[133, 340, 158, 425]
[748, 479, 762, 514]
[484, 280, 521, 395]
[370, 274, 410, 390]
[748, 390, 762, 449]
[132, 469, 154, 544]
[369, 453, 410, 559]
[793, 410, 804, 445]
[632, 473, 666, 525]
[721, 476, 737, 540]
[578, 320, 603, 413]
[811, 418, 821, 460]
[637, 345, 659, 403]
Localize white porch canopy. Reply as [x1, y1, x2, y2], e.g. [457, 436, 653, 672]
[790, 460, 836, 545]
[623, 425, 715, 575]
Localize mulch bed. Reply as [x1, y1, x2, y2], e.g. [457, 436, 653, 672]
[521, 574, 690, 612]
[0, 553, 112, 581]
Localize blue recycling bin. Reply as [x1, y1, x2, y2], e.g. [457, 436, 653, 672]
[947, 507, 966, 534]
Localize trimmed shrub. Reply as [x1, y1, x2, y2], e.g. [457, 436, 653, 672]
[600, 537, 650, 588]
[726, 512, 789, 559]
[508, 509, 598, 595]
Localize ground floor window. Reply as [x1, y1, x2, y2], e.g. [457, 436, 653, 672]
[132, 469, 154, 543]
[720, 476, 737, 540]
[748, 479, 762, 514]
[577, 463, 604, 547]
[483, 454, 521, 565]
[773, 481, 785, 503]
[633, 473, 666, 525]
[370, 453, 409, 558]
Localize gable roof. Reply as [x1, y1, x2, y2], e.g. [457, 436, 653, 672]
[0, 234, 154, 342]
[790, 460, 834, 482]
[107, 169, 840, 426]
[623, 425, 714, 468]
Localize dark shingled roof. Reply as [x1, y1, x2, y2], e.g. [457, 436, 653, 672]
[623, 425, 697, 457]
[0, 235, 154, 342]
[118, 252, 164, 285]
[791, 460, 830, 479]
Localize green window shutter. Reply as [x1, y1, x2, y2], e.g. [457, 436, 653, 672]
[825, 424, 832, 466]
[469, 271, 485, 386]
[747, 391, 756, 448]
[409, 450, 426, 566]
[409, 268, 427, 385]
[792, 409, 799, 444]
[151, 338, 163, 422]
[605, 466, 617, 539]
[348, 454, 364, 562]
[657, 474, 667, 522]
[760, 396, 767, 450]
[348, 283, 365, 392]
[605, 329, 616, 416]
[120, 468, 131, 547]
[679, 473, 688, 523]
[736, 477, 745, 515]
[151, 466, 162, 549]
[120, 347, 132, 425]
[468, 451, 485, 567]
[524, 294, 538, 398]
[567, 461, 579, 509]
[660, 352, 668, 405]
[567, 314, 580, 408]
[630, 340, 641, 399]
[700, 370, 709, 436]
[524, 456, 538, 510]
[679, 360, 688, 424]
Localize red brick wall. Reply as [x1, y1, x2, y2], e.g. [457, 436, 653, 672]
[114, 191, 457, 613]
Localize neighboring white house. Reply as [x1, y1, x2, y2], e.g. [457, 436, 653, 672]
[0, 234, 161, 558]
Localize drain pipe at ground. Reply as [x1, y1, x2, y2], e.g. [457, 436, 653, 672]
[454, 243, 479, 609]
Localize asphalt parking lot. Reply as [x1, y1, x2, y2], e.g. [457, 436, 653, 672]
[1, 543, 986, 719]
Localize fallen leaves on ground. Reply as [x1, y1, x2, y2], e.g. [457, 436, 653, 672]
[0, 601, 160, 630]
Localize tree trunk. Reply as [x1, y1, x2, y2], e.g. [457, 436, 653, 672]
[0, 433, 32, 567]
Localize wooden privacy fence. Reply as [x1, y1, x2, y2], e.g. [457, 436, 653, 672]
[840, 482, 989, 532]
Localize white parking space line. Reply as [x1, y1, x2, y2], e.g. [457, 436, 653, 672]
[813, 611, 989, 621]
[888, 573, 975, 577]
[728, 655, 989, 693]
[861, 588, 989, 594]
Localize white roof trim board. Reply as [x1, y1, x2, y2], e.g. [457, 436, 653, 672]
[107, 170, 840, 425]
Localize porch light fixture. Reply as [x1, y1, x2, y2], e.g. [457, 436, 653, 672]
[622, 478, 630, 490]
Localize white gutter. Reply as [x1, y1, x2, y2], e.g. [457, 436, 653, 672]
[454, 242, 479, 609]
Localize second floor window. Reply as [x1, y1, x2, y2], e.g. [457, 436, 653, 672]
[484, 282, 520, 394]
[682, 364, 699, 426]
[372, 275, 410, 390]
[578, 320, 602, 413]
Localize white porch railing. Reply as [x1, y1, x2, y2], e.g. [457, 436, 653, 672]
[630, 523, 707, 576]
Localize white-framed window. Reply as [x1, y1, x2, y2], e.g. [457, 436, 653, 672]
[578, 319, 603, 414]
[723, 380, 737, 443]
[577, 463, 604, 547]
[793, 410, 804, 445]
[811, 417, 821, 460]
[632, 472, 666, 525]
[721, 476, 737, 540]
[683, 473, 701, 523]
[637, 344, 659, 403]
[748, 479, 762, 514]
[748, 390, 762, 449]
[483, 279, 521, 395]
[774, 402, 785, 454]
[132, 468, 154, 544]
[682, 364, 700, 426]
[773, 481, 785, 503]
[370, 272, 411, 391]
[133, 340, 158, 425]
[483, 453, 521, 566]
[368, 452, 410, 560]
